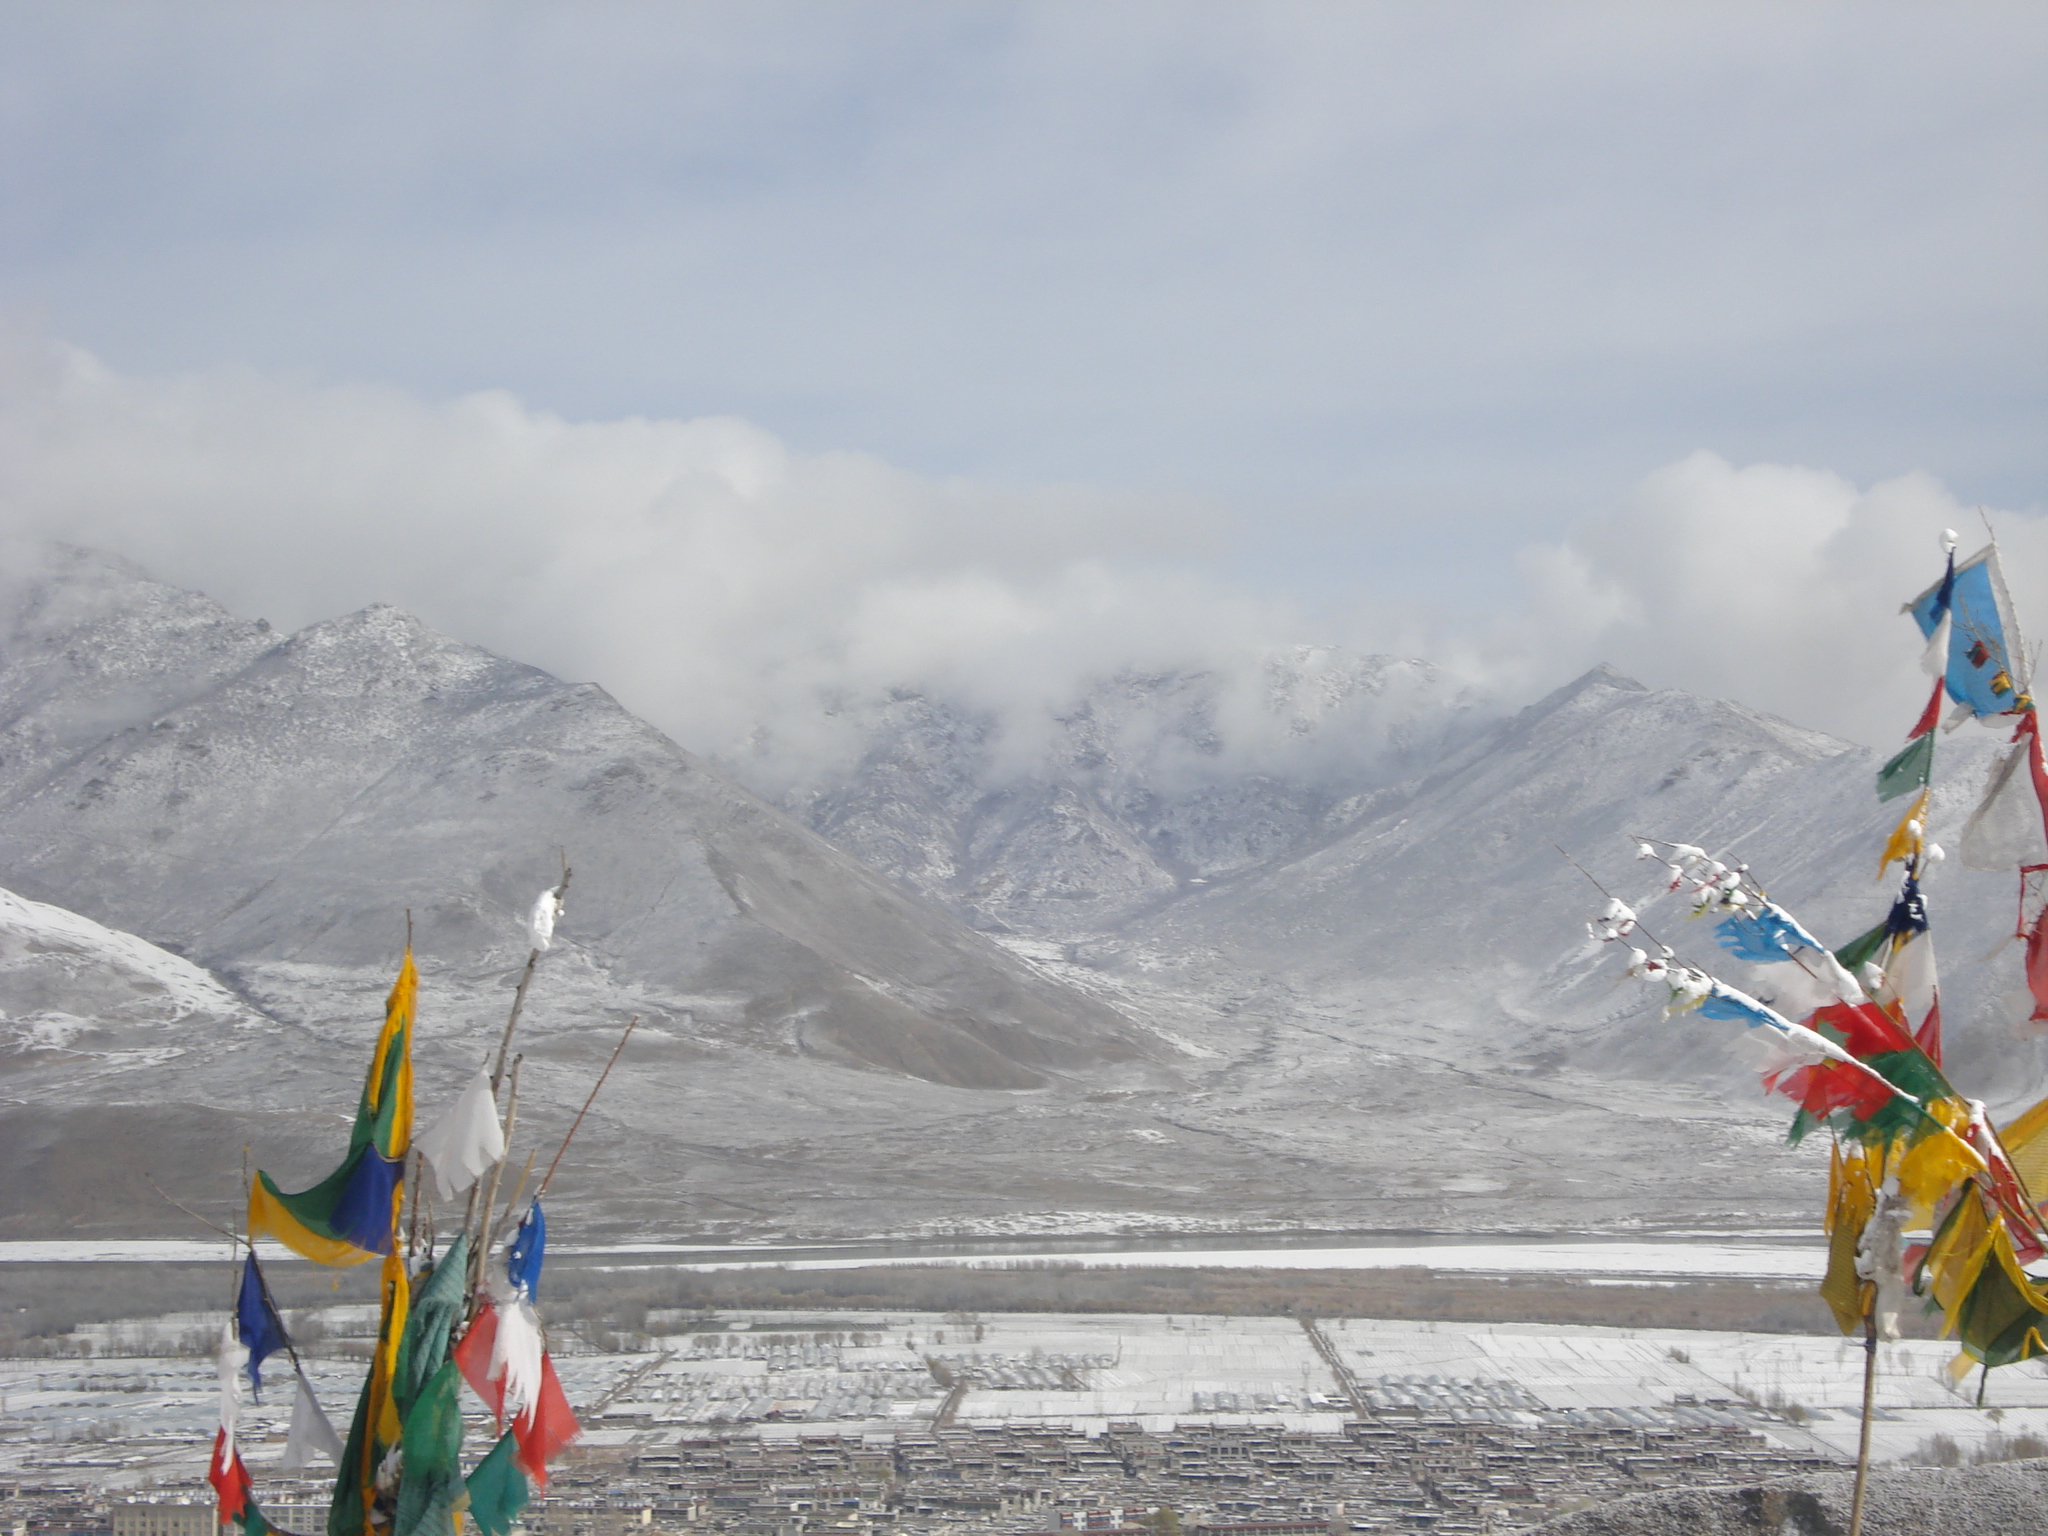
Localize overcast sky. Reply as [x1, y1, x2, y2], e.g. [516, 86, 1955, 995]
[0, 2, 2042, 773]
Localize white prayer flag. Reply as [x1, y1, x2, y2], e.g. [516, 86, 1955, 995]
[415, 1063, 506, 1204]
[215, 1318, 245, 1435]
[526, 890, 559, 952]
[280, 1366, 344, 1469]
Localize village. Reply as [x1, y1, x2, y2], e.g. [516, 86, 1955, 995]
[10, 1305, 2045, 1536]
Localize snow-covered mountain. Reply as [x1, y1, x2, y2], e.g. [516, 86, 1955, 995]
[1114, 664, 2042, 1102]
[0, 549, 1179, 1236]
[6, 548, 2040, 1244]
[0, 548, 1150, 1084]
[783, 650, 1488, 936]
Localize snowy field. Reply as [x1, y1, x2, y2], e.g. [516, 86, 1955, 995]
[614, 1240, 1826, 1279]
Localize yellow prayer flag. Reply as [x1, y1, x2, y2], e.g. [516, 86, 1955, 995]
[1878, 789, 1930, 878]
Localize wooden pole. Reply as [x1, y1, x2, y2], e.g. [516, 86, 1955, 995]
[491, 862, 571, 1094]
[534, 1015, 639, 1204]
[460, 861, 571, 1269]
[468, 1055, 522, 1300]
[488, 1151, 539, 1250]
[1850, 1313, 1877, 1536]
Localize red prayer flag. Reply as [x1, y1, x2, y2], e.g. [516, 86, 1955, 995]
[454, 1300, 505, 1421]
[209, 1429, 251, 1523]
[513, 1352, 579, 1490]
[2026, 906, 2048, 1026]
[1913, 994, 1944, 1065]
[1909, 677, 1945, 739]
[1807, 1001, 1917, 1060]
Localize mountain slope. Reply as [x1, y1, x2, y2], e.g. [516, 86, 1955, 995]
[9, 549, 2038, 1244]
[0, 549, 1152, 1094]
[1116, 664, 2041, 1105]
[785, 650, 1487, 935]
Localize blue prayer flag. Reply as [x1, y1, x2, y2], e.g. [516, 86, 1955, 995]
[1714, 902, 1826, 964]
[234, 1251, 290, 1398]
[507, 1201, 545, 1299]
[1698, 988, 1779, 1029]
[1909, 546, 2027, 719]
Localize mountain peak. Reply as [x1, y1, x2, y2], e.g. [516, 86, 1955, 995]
[1523, 663, 1650, 715]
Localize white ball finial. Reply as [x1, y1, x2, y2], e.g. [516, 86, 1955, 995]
[1941, 528, 1959, 553]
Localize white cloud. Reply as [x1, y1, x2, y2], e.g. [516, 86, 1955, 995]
[1481, 451, 2048, 746]
[0, 331, 1309, 792]
[1, 334, 2039, 810]
[0, 2, 2039, 523]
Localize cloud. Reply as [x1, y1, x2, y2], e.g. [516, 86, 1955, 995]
[0, 330, 1319, 792]
[1, 333, 2039, 813]
[1480, 451, 2048, 746]
[0, 2, 2040, 526]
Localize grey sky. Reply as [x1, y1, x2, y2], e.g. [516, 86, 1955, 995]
[0, 2, 2042, 765]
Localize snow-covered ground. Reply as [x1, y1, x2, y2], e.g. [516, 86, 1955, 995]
[577, 1238, 1826, 1280]
[13, 1306, 2042, 1485]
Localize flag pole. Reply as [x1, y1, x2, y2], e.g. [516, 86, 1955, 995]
[492, 861, 571, 1094]
[461, 860, 570, 1269]
[468, 1054, 523, 1301]
[533, 1015, 639, 1206]
[1850, 1310, 1877, 1536]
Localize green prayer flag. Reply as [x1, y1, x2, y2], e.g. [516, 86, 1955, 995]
[1832, 921, 1888, 977]
[394, 1234, 470, 1424]
[392, 1362, 467, 1536]
[464, 1432, 530, 1536]
[1876, 731, 1934, 802]
[326, 1365, 374, 1536]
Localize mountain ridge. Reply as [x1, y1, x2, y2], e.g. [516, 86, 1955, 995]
[5, 547, 2041, 1243]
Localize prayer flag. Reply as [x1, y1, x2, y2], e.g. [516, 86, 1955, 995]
[216, 1318, 245, 1437]
[210, 1428, 253, 1525]
[235, 1251, 290, 1399]
[250, 954, 417, 1265]
[513, 1353, 579, 1489]
[393, 1234, 470, 1424]
[507, 1201, 545, 1299]
[1877, 732, 1935, 803]
[281, 1366, 344, 1471]
[391, 1363, 465, 1536]
[452, 1300, 578, 1490]
[1959, 737, 2048, 871]
[463, 1432, 529, 1536]
[1879, 790, 1929, 877]
[1714, 901, 1827, 964]
[1908, 545, 2029, 721]
[414, 1064, 504, 1205]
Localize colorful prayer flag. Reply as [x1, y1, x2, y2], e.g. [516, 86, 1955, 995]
[249, 953, 417, 1265]
[1908, 544, 2030, 721]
